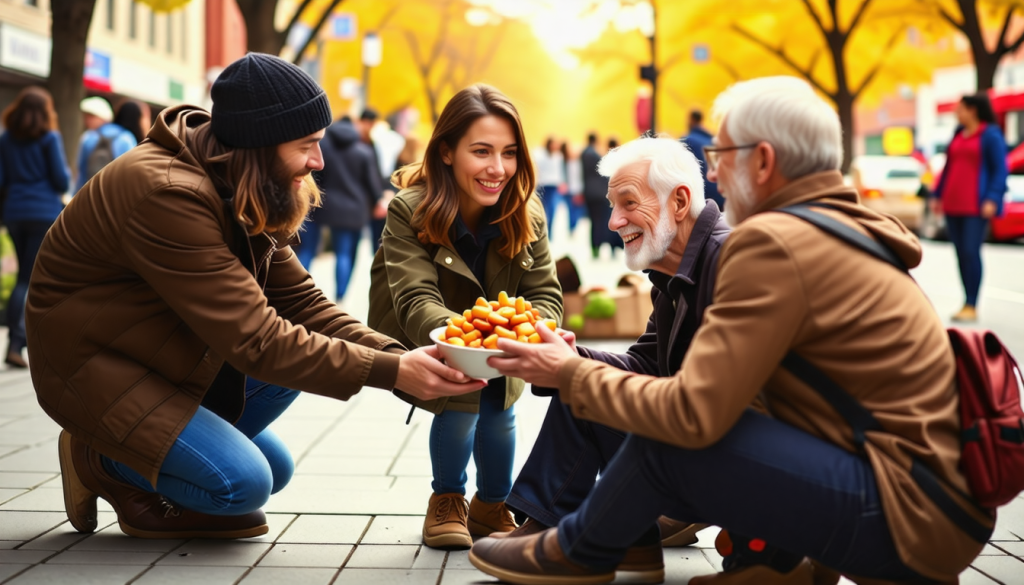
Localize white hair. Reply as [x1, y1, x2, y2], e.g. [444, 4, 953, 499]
[711, 76, 842, 179]
[597, 136, 706, 219]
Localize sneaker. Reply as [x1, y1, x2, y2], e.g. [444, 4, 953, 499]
[467, 493, 517, 537]
[952, 305, 977, 322]
[423, 492, 473, 549]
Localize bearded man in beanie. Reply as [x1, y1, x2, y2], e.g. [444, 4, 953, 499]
[26, 53, 484, 540]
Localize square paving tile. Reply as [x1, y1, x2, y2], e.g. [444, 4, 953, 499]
[0, 444, 59, 473]
[439, 569, 492, 584]
[257, 543, 352, 568]
[156, 541, 272, 567]
[0, 549, 51, 564]
[131, 566, 248, 585]
[345, 544, 419, 569]
[0, 512, 68, 541]
[0, 564, 30, 582]
[249, 513, 297, 543]
[45, 550, 162, 565]
[969, 555, 1024, 582]
[333, 568, 440, 585]
[993, 540, 1024, 556]
[0, 541, 19, 550]
[6, 563, 146, 584]
[70, 523, 184, 552]
[960, 567, 1000, 584]
[19, 513, 117, 550]
[240, 567, 338, 585]
[444, 550, 475, 570]
[0, 473, 56, 489]
[411, 545, 446, 570]
[361, 515, 425, 545]
[277, 514, 371, 544]
[294, 457, 393, 476]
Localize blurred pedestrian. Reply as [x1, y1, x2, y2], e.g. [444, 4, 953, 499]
[0, 86, 70, 368]
[581, 132, 614, 258]
[77, 96, 136, 192]
[356, 108, 392, 252]
[560, 140, 585, 235]
[931, 93, 1008, 323]
[298, 116, 382, 303]
[368, 84, 562, 550]
[605, 137, 624, 254]
[681, 109, 724, 210]
[534, 137, 565, 239]
[113, 100, 149, 144]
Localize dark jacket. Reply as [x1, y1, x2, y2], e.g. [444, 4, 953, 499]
[27, 106, 405, 486]
[681, 127, 723, 209]
[312, 120, 382, 230]
[580, 145, 607, 202]
[368, 184, 563, 414]
[0, 130, 70, 223]
[933, 123, 1008, 217]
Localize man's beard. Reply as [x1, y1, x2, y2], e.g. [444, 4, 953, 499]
[262, 163, 315, 235]
[621, 205, 678, 271]
[723, 163, 757, 227]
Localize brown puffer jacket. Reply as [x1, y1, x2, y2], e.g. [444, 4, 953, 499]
[27, 105, 404, 485]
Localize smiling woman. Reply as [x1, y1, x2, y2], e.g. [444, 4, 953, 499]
[368, 84, 563, 551]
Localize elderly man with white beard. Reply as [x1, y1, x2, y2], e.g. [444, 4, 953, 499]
[487, 135, 730, 584]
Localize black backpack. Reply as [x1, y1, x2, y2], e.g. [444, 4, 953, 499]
[85, 132, 115, 182]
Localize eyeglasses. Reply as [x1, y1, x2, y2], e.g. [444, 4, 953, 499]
[703, 144, 759, 172]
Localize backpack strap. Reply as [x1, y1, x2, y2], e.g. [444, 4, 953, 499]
[775, 202, 993, 544]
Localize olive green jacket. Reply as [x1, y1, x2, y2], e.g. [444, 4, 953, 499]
[368, 185, 563, 414]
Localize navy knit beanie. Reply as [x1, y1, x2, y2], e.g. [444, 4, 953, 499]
[211, 53, 332, 149]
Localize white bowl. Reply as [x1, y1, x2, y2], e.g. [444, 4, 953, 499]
[430, 326, 508, 380]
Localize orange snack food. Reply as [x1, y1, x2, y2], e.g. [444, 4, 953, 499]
[440, 293, 555, 348]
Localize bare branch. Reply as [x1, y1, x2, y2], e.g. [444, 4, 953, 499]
[846, 0, 875, 36]
[730, 24, 831, 96]
[284, 0, 318, 38]
[292, 0, 345, 64]
[937, 4, 964, 32]
[996, 6, 1016, 54]
[853, 24, 906, 98]
[808, 47, 823, 74]
[466, 23, 508, 81]
[799, 0, 830, 35]
[713, 56, 742, 82]
[404, 29, 426, 69]
[1002, 12, 1024, 57]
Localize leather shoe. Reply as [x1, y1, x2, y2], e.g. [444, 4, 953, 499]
[659, 516, 708, 547]
[58, 430, 268, 539]
[5, 350, 27, 369]
[423, 492, 473, 549]
[468, 493, 517, 537]
[470, 527, 616, 585]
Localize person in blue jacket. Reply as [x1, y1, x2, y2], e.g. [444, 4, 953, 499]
[76, 96, 136, 192]
[681, 109, 724, 210]
[931, 93, 1008, 323]
[0, 86, 71, 368]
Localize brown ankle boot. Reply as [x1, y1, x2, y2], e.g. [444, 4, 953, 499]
[658, 516, 708, 547]
[467, 493, 517, 537]
[423, 492, 473, 549]
[58, 430, 268, 539]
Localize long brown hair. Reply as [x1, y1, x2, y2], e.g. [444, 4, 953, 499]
[393, 84, 537, 259]
[2, 86, 59, 141]
[188, 123, 320, 236]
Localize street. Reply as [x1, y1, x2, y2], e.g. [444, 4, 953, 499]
[0, 212, 1022, 584]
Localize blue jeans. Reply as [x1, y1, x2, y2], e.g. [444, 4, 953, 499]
[6, 220, 52, 351]
[540, 186, 560, 240]
[294, 222, 363, 301]
[945, 215, 988, 307]
[565, 194, 585, 234]
[103, 379, 299, 515]
[557, 410, 922, 581]
[507, 396, 625, 527]
[430, 381, 516, 502]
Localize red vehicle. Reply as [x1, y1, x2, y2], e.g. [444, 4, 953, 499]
[995, 144, 1024, 242]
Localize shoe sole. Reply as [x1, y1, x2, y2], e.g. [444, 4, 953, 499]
[614, 568, 665, 584]
[423, 530, 473, 550]
[58, 432, 98, 533]
[118, 521, 269, 540]
[661, 523, 708, 548]
[468, 516, 514, 538]
[469, 550, 615, 585]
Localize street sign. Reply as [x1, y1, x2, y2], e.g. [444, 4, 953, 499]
[693, 44, 709, 64]
[331, 13, 357, 41]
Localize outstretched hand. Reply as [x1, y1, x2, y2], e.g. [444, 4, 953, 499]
[395, 345, 486, 401]
[487, 323, 576, 389]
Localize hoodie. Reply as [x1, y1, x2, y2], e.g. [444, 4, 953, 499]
[555, 171, 987, 580]
[310, 119, 382, 230]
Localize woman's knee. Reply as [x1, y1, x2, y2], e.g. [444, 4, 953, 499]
[223, 461, 274, 514]
[252, 430, 294, 494]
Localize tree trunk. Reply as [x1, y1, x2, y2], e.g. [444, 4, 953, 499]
[236, 0, 286, 55]
[974, 51, 997, 92]
[48, 0, 97, 180]
[830, 33, 854, 174]
[834, 90, 855, 175]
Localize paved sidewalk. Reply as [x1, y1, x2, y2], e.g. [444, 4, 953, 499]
[1, 219, 1023, 583]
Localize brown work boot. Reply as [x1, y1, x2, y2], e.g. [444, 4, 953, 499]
[470, 527, 616, 585]
[486, 518, 663, 584]
[423, 492, 473, 549]
[58, 430, 269, 539]
[468, 493, 517, 537]
[659, 516, 708, 547]
[952, 305, 977, 322]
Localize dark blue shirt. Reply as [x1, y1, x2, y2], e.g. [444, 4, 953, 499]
[681, 126, 724, 209]
[451, 208, 503, 288]
[0, 130, 70, 223]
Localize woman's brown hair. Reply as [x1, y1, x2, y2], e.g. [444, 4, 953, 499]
[188, 123, 320, 236]
[392, 84, 537, 259]
[1, 86, 59, 141]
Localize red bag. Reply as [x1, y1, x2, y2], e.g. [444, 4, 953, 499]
[950, 328, 1024, 509]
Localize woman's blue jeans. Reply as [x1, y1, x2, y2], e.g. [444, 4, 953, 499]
[102, 379, 299, 515]
[430, 381, 516, 503]
[294, 222, 363, 302]
[945, 215, 988, 307]
[6, 220, 52, 352]
[540, 185, 560, 240]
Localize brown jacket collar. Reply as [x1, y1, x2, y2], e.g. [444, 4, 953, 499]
[753, 170, 857, 216]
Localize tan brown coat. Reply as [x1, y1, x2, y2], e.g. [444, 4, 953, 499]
[555, 171, 990, 580]
[27, 106, 404, 486]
